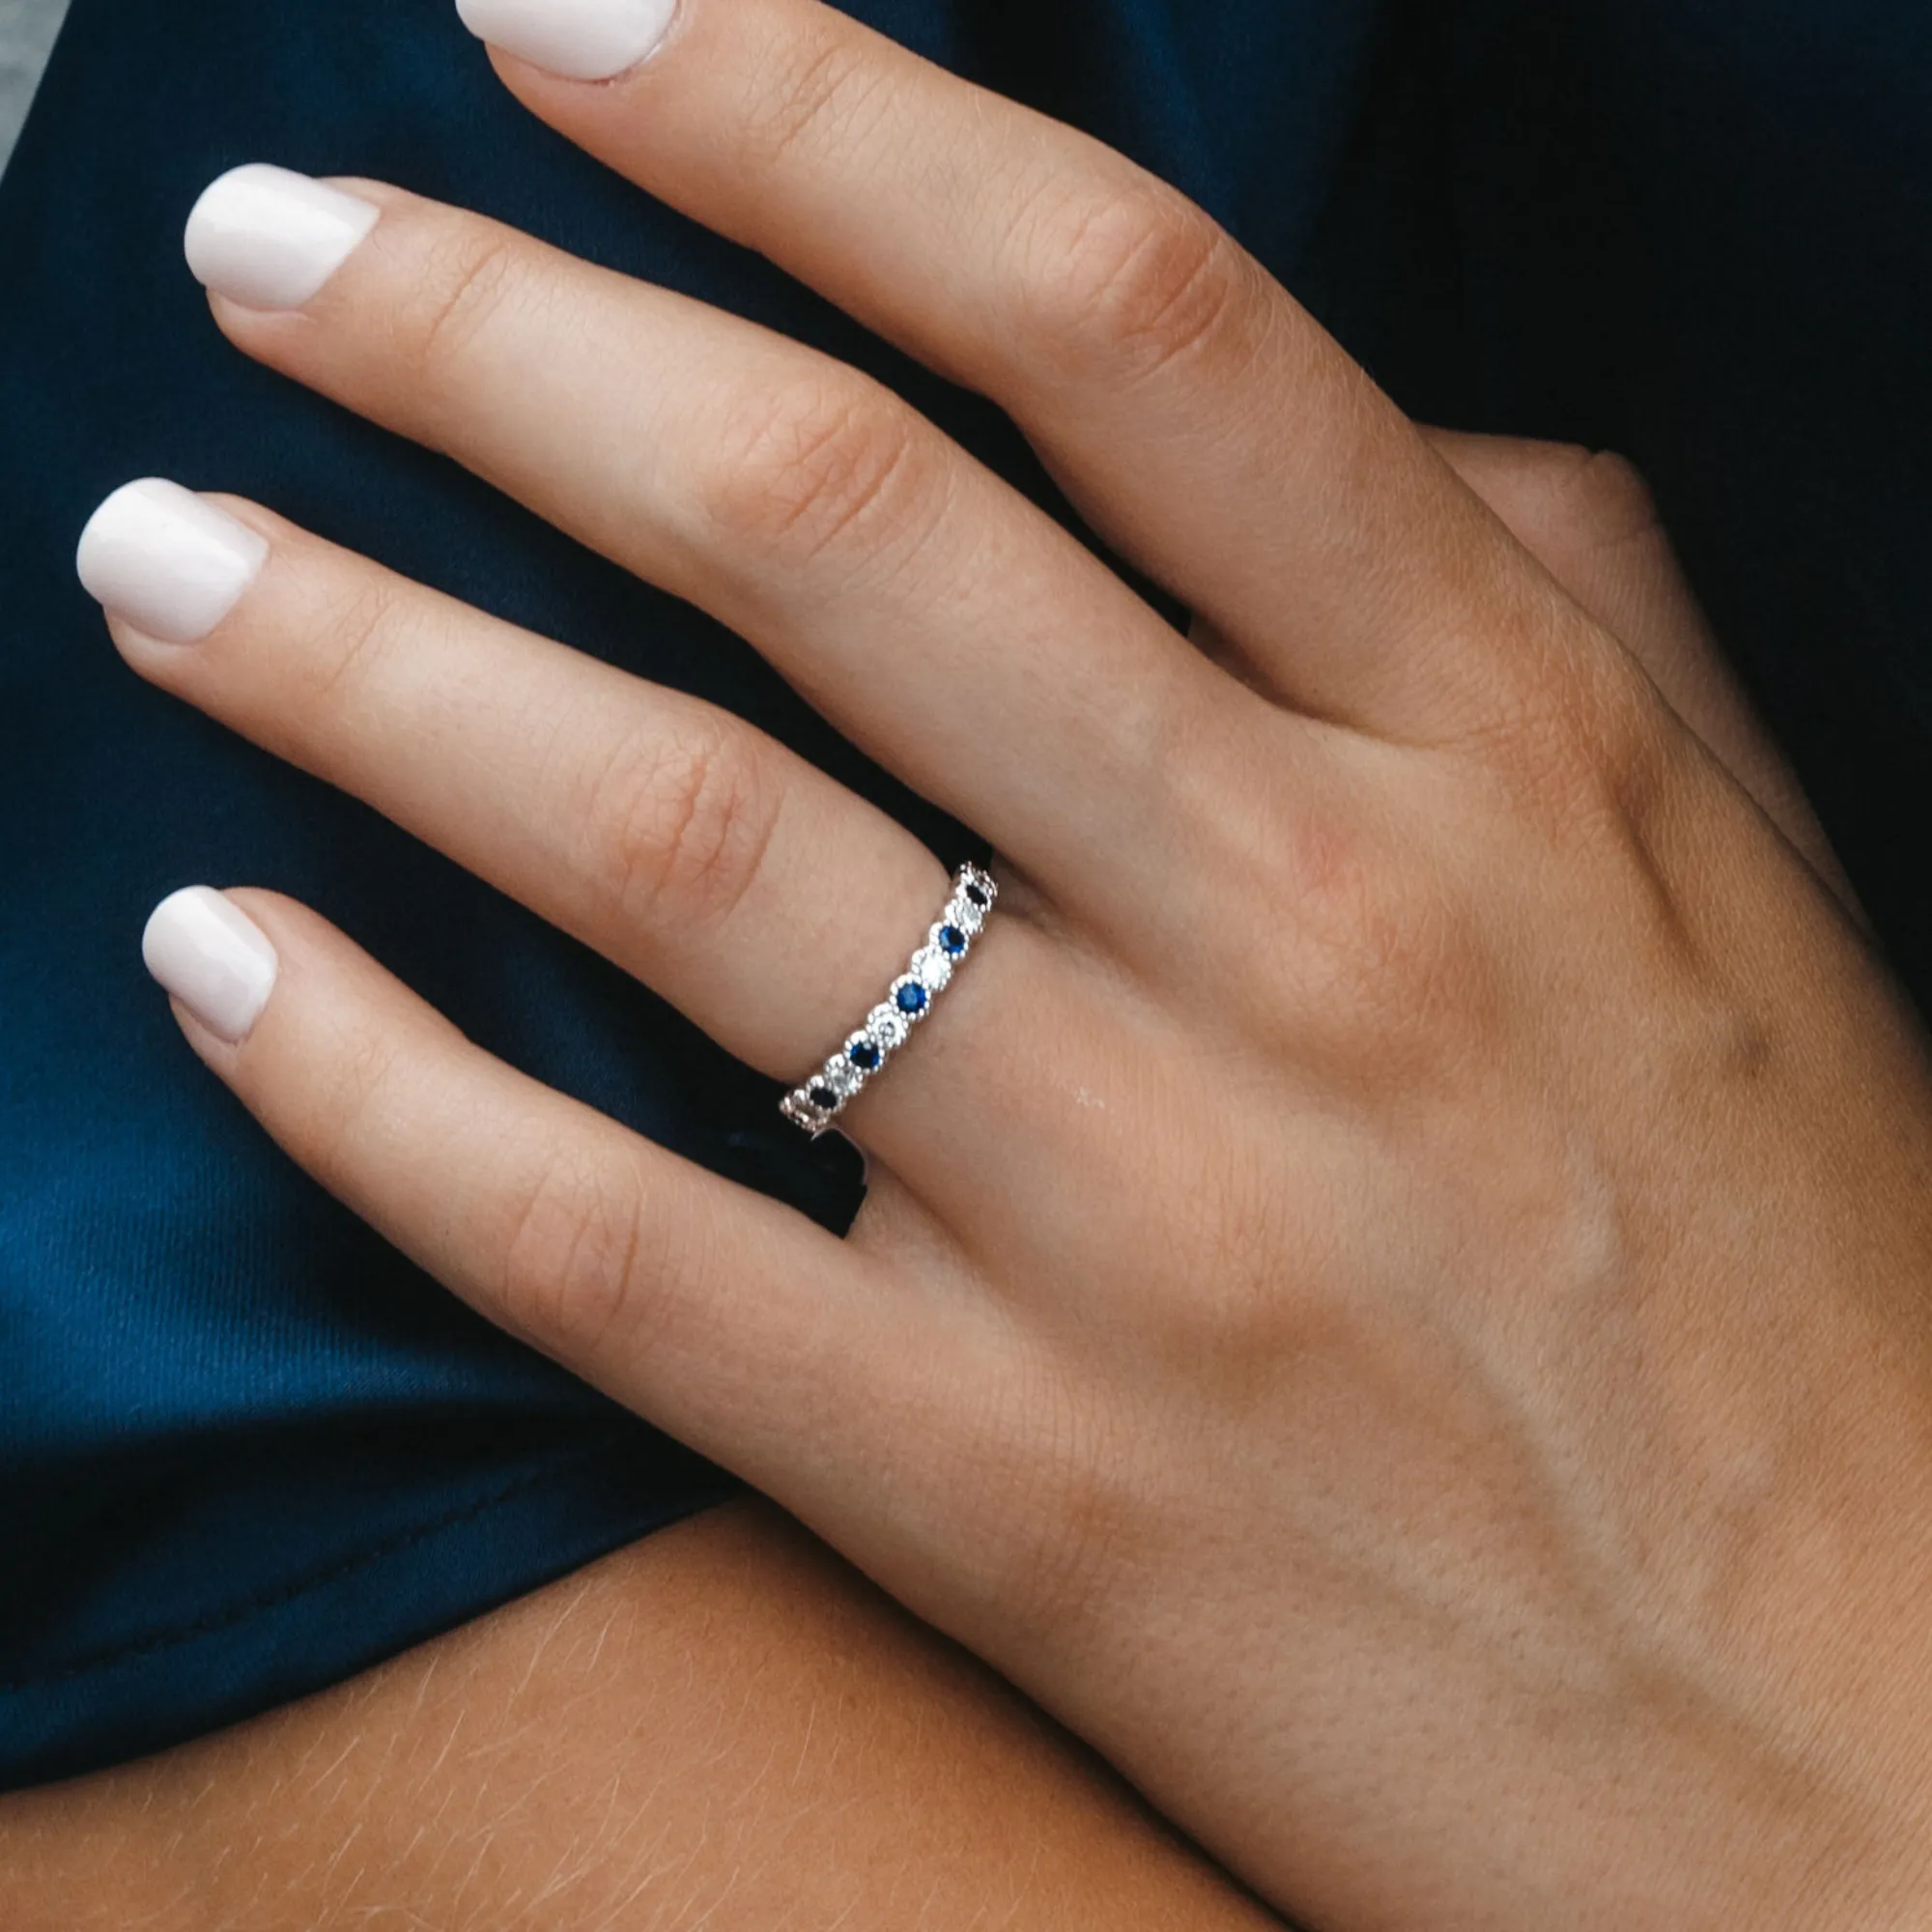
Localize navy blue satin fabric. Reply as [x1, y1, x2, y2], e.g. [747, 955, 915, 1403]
[1, 0, 1927, 1788]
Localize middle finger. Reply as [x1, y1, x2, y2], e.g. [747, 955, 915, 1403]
[181, 167, 1250, 928]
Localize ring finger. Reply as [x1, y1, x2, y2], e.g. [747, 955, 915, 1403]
[78, 479, 1079, 1187]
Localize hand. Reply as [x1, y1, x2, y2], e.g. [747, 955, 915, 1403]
[78, 1, 1932, 1924]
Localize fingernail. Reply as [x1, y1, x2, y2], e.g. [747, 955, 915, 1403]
[184, 163, 381, 311]
[143, 888, 279, 1044]
[76, 479, 268, 645]
[454, 0, 678, 82]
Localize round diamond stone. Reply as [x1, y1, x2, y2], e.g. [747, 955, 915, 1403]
[913, 947, 953, 992]
[867, 1005, 909, 1050]
[825, 1056, 861, 1097]
[952, 895, 985, 935]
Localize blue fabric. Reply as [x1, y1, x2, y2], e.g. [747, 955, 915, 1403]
[2, 0, 1927, 1788]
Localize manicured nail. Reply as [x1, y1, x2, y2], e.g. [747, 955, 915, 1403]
[184, 163, 380, 311]
[76, 479, 268, 645]
[454, 0, 678, 81]
[143, 888, 279, 1044]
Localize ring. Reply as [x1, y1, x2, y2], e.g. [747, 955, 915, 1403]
[780, 862, 1000, 1139]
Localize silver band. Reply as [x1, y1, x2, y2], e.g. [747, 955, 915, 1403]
[780, 862, 999, 1139]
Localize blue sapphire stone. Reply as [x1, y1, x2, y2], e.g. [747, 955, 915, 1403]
[896, 982, 929, 1015]
[849, 1040, 882, 1071]
[939, 924, 967, 956]
[964, 883, 989, 908]
[810, 1085, 839, 1110]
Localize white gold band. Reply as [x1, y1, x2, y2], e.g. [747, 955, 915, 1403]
[780, 862, 999, 1139]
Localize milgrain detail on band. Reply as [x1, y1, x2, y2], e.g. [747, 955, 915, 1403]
[781, 863, 998, 1139]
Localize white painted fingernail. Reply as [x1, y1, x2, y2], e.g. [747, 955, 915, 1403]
[455, 0, 677, 81]
[143, 888, 280, 1044]
[76, 479, 268, 645]
[184, 163, 381, 311]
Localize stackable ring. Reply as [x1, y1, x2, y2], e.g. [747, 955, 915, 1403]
[780, 862, 999, 1139]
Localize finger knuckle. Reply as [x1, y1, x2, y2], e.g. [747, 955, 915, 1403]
[1013, 183, 1249, 383]
[1154, 1175, 1312, 1362]
[1157, 722, 1478, 1068]
[966, 1356, 1143, 1632]
[1562, 448, 1661, 545]
[1278, 820, 1476, 1075]
[404, 228, 524, 390]
[1574, 653, 1683, 832]
[497, 1142, 662, 1361]
[302, 579, 411, 710]
[1509, 443, 1662, 557]
[579, 714, 781, 936]
[701, 373, 940, 567]
[1464, 622, 1683, 866]
[1179, 737, 1479, 1079]
[744, 26, 897, 171]
[304, 1027, 412, 1184]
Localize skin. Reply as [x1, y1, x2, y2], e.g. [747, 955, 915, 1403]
[39, 0, 1932, 1923]
[2, 1501, 1281, 1930]
[6, 431, 1756, 1932]
[9, 425, 1797, 1932]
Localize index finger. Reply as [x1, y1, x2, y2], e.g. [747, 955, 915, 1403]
[459, 0, 1594, 745]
